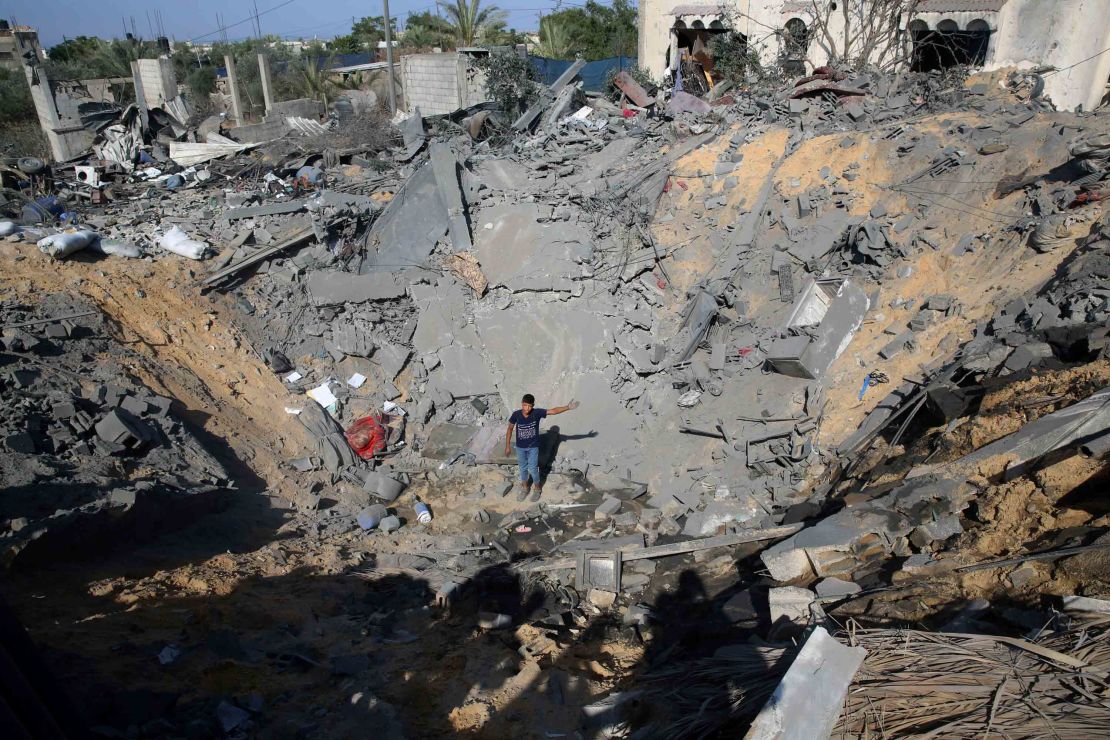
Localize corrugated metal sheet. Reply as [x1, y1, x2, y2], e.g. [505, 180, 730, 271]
[286, 117, 330, 136]
[916, 0, 1007, 12]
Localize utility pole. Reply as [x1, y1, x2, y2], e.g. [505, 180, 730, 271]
[382, 0, 397, 115]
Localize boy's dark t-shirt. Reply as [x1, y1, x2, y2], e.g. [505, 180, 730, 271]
[509, 408, 548, 449]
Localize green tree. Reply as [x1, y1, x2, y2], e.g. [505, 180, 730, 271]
[534, 15, 574, 59]
[474, 50, 539, 114]
[45, 36, 161, 79]
[330, 34, 365, 54]
[47, 36, 101, 64]
[185, 66, 217, 99]
[438, 0, 507, 47]
[352, 16, 395, 44]
[402, 11, 454, 49]
[536, 0, 636, 60]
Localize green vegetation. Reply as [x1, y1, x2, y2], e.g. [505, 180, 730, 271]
[46, 36, 162, 80]
[533, 0, 636, 61]
[708, 32, 765, 86]
[403, 11, 455, 49]
[331, 16, 398, 54]
[437, 0, 508, 47]
[0, 67, 35, 124]
[473, 51, 540, 115]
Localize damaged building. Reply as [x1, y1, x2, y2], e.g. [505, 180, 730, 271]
[4, 14, 1110, 739]
[638, 0, 1110, 111]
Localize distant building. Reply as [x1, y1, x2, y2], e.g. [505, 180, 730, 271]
[0, 21, 44, 71]
[638, 0, 1110, 111]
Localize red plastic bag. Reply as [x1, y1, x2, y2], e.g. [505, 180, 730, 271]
[345, 415, 388, 460]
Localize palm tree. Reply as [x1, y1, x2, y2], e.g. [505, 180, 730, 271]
[437, 0, 508, 47]
[534, 15, 574, 59]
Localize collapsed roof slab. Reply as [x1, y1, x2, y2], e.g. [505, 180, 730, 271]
[473, 203, 592, 293]
[306, 271, 407, 305]
[362, 161, 448, 273]
[411, 278, 471, 355]
[475, 298, 636, 463]
[472, 159, 532, 192]
[429, 344, 498, 398]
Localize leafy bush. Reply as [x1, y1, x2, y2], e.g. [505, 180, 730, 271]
[186, 67, 217, 100]
[0, 68, 35, 124]
[474, 51, 540, 115]
[604, 64, 655, 102]
[708, 32, 764, 86]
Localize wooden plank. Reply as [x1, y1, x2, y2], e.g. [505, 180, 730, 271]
[202, 225, 315, 287]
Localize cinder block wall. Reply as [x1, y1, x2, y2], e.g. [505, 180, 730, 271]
[401, 53, 463, 115]
[136, 57, 177, 108]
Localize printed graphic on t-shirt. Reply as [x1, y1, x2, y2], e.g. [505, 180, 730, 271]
[510, 408, 547, 449]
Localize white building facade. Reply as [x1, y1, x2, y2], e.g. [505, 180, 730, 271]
[638, 0, 1110, 111]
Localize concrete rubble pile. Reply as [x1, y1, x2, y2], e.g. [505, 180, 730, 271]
[0, 294, 230, 565]
[5, 55, 1110, 738]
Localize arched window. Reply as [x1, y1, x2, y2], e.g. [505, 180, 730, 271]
[785, 18, 809, 54]
[691, 19, 705, 29]
[782, 17, 809, 76]
[910, 15, 991, 71]
[709, 19, 725, 30]
[673, 19, 687, 29]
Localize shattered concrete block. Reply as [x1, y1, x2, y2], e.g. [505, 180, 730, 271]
[94, 409, 152, 451]
[595, 497, 622, 519]
[768, 586, 815, 627]
[879, 330, 914, 359]
[722, 590, 759, 623]
[815, 577, 862, 598]
[911, 515, 963, 547]
[587, 588, 617, 609]
[843, 102, 866, 121]
[306, 272, 407, 306]
[1003, 342, 1054, 372]
[745, 627, 867, 740]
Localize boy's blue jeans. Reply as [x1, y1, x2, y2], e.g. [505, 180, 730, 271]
[515, 446, 540, 485]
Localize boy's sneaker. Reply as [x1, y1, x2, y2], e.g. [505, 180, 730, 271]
[516, 483, 531, 502]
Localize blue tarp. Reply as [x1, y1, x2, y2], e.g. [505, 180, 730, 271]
[530, 55, 637, 92]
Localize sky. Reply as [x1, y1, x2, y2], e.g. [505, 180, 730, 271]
[7, 0, 617, 48]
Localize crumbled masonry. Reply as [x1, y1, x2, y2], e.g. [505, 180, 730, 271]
[3, 59, 1110, 738]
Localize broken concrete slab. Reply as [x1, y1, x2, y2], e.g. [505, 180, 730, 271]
[362, 162, 447, 273]
[429, 143, 472, 253]
[398, 108, 426, 161]
[744, 627, 866, 740]
[473, 203, 591, 292]
[910, 386, 1110, 482]
[430, 344, 497, 398]
[768, 586, 815, 627]
[306, 272, 407, 305]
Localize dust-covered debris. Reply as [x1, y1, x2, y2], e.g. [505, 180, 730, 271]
[3, 48, 1110, 739]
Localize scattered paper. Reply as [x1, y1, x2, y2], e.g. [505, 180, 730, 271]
[285, 407, 302, 415]
[285, 371, 303, 383]
[347, 373, 367, 389]
[383, 400, 406, 416]
[307, 382, 338, 408]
